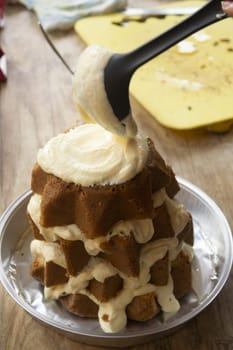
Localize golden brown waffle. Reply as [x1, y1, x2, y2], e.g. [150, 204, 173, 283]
[171, 251, 192, 299]
[126, 292, 160, 322]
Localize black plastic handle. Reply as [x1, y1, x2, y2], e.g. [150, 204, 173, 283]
[125, 0, 226, 72]
[104, 0, 227, 120]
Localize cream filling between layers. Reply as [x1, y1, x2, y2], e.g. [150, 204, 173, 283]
[31, 236, 193, 333]
[37, 124, 148, 186]
[27, 188, 189, 252]
[152, 188, 190, 235]
[27, 194, 155, 254]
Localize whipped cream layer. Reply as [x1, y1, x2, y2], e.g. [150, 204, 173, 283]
[27, 189, 189, 249]
[72, 44, 137, 137]
[37, 123, 148, 186]
[28, 193, 155, 255]
[31, 236, 192, 333]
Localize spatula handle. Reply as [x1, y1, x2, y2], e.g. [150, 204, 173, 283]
[125, 0, 227, 73]
[104, 0, 227, 120]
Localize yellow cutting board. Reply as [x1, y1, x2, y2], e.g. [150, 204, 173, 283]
[74, 1, 233, 130]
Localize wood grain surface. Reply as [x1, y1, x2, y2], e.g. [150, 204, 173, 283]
[1, 2, 233, 349]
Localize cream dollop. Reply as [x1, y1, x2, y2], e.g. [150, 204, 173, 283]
[37, 124, 148, 186]
[72, 44, 137, 137]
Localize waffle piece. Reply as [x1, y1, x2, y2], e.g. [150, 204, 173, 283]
[45, 261, 68, 287]
[150, 252, 169, 286]
[146, 141, 172, 193]
[30, 257, 69, 287]
[59, 239, 90, 276]
[40, 177, 77, 227]
[126, 292, 160, 321]
[30, 139, 176, 239]
[60, 293, 98, 318]
[100, 233, 140, 277]
[36, 167, 153, 238]
[152, 204, 175, 240]
[28, 214, 45, 241]
[31, 163, 49, 195]
[166, 167, 180, 198]
[72, 167, 153, 238]
[88, 274, 123, 302]
[171, 251, 192, 299]
[30, 256, 44, 284]
[177, 214, 194, 246]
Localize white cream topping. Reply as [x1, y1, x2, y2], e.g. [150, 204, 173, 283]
[140, 238, 178, 269]
[72, 44, 137, 137]
[109, 218, 154, 244]
[97, 288, 133, 333]
[152, 188, 167, 207]
[37, 124, 148, 186]
[165, 196, 190, 235]
[153, 189, 190, 235]
[182, 242, 194, 262]
[155, 274, 180, 313]
[95, 281, 156, 333]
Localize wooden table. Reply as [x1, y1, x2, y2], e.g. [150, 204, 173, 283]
[1, 2, 233, 349]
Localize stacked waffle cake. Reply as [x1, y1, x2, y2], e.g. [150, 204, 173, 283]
[27, 123, 194, 333]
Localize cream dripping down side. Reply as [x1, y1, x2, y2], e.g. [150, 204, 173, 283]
[29, 186, 192, 333]
[37, 124, 148, 186]
[72, 44, 137, 137]
[31, 237, 192, 333]
[27, 189, 190, 250]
